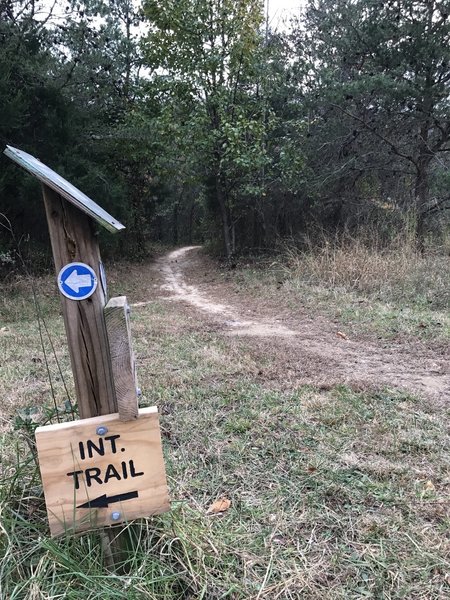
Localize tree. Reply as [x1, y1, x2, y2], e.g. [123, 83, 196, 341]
[0, 0, 151, 266]
[0, 1, 72, 260]
[298, 0, 450, 247]
[142, 0, 266, 257]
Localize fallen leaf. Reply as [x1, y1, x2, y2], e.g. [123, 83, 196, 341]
[336, 331, 348, 340]
[424, 480, 435, 492]
[206, 497, 231, 515]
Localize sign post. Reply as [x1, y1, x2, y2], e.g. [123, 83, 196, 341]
[4, 146, 169, 564]
[104, 296, 140, 422]
[40, 184, 117, 418]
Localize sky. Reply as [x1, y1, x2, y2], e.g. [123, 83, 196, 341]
[268, 0, 306, 29]
[35, 0, 306, 32]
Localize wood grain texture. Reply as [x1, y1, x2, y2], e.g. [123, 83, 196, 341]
[104, 296, 139, 421]
[42, 185, 117, 418]
[35, 407, 170, 536]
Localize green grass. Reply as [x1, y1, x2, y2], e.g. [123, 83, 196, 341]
[1, 263, 450, 598]
[288, 283, 450, 342]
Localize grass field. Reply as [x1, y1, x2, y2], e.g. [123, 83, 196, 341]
[228, 240, 450, 345]
[1, 255, 449, 599]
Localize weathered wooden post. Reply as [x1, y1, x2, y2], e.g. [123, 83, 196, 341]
[4, 146, 169, 565]
[104, 296, 139, 422]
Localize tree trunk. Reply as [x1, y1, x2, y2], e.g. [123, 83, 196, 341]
[414, 145, 432, 254]
[258, 200, 267, 248]
[414, 166, 428, 254]
[187, 199, 195, 245]
[414, 70, 434, 253]
[252, 208, 259, 248]
[216, 177, 232, 258]
[172, 200, 179, 245]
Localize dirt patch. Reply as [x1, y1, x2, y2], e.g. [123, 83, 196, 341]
[153, 246, 295, 337]
[133, 246, 450, 400]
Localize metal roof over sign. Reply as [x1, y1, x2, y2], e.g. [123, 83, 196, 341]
[3, 145, 125, 233]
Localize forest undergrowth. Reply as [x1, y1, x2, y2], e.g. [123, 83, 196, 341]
[284, 231, 449, 309]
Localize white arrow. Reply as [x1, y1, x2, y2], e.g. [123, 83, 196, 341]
[64, 270, 92, 293]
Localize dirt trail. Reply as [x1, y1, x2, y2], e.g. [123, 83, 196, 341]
[140, 246, 450, 400]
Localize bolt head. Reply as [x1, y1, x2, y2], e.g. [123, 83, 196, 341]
[111, 511, 121, 522]
[96, 426, 108, 436]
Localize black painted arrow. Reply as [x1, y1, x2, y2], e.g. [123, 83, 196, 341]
[77, 490, 139, 509]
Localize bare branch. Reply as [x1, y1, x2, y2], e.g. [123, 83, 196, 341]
[330, 103, 417, 167]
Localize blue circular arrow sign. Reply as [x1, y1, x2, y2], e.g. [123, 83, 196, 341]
[58, 262, 98, 300]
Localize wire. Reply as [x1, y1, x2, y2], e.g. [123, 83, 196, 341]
[0, 213, 76, 423]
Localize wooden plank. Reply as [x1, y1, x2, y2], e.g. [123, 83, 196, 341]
[4, 145, 124, 233]
[42, 185, 117, 418]
[104, 297, 139, 421]
[35, 407, 170, 537]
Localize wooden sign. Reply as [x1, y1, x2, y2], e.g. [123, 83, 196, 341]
[35, 407, 169, 536]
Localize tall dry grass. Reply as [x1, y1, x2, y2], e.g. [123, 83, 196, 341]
[283, 230, 449, 310]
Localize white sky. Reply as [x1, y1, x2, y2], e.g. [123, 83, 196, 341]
[34, 0, 306, 38]
[268, 0, 306, 29]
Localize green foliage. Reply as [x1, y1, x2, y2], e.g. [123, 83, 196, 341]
[295, 0, 450, 241]
[0, 0, 156, 269]
[141, 0, 271, 256]
[1, 0, 450, 267]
